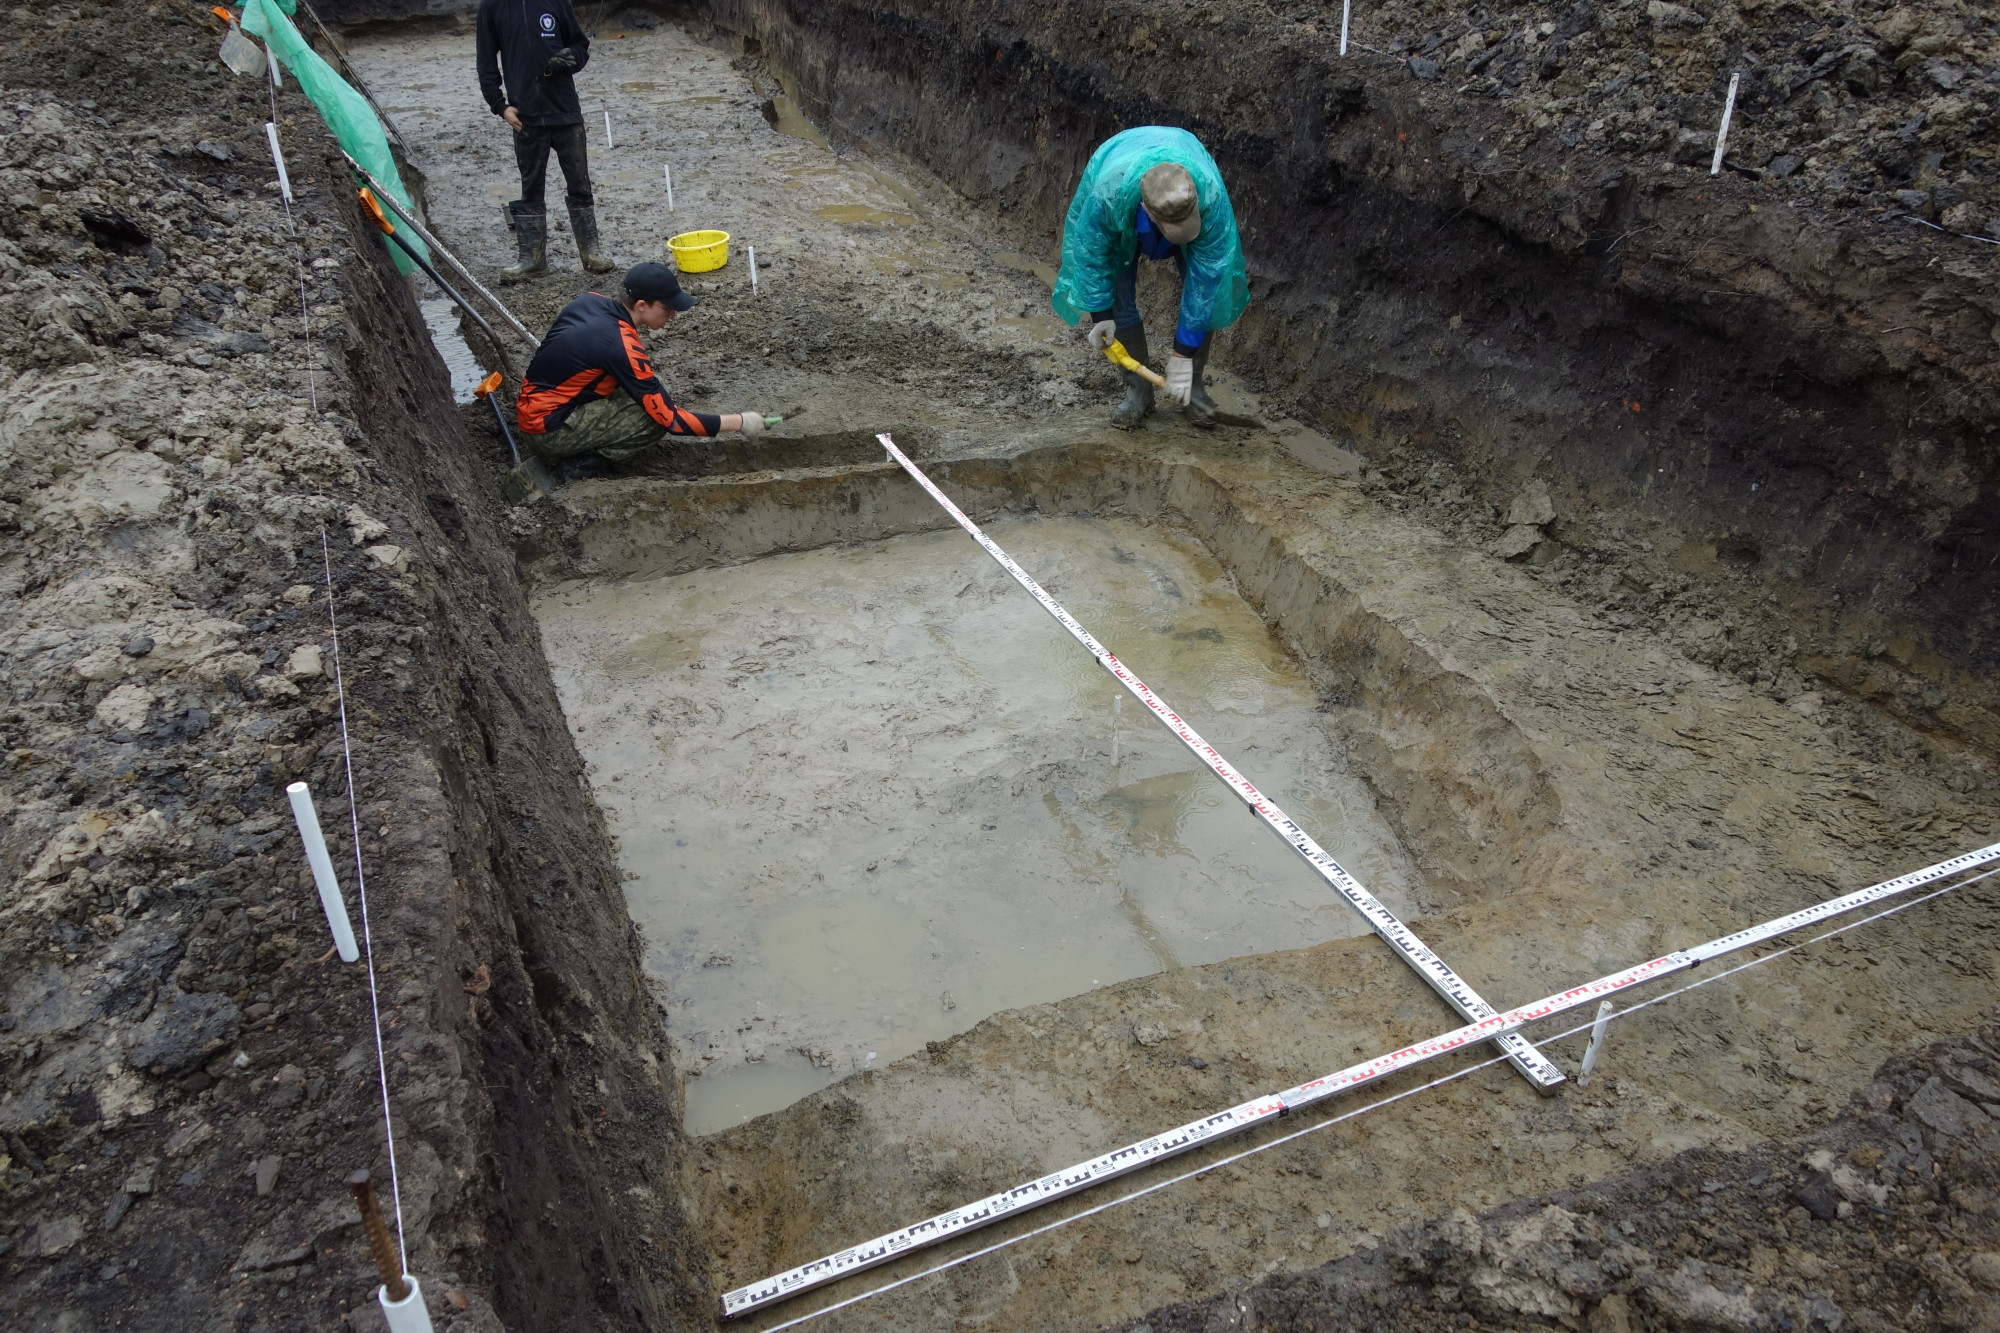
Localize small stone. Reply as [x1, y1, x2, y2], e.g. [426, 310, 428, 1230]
[1490, 524, 1544, 560]
[1942, 202, 1985, 233]
[102, 1190, 135, 1233]
[122, 1165, 155, 1196]
[195, 140, 233, 162]
[122, 635, 155, 658]
[363, 544, 407, 571]
[1787, 692, 1823, 718]
[446, 1289, 469, 1311]
[284, 644, 323, 679]
[1408, 56, 1438, 80]
[163, 1119, 215, 1158]
[1503, 479, 1555, 527]
[1793, 1173, 1839, 1220]
[254, 1155, 281, 1196]
[1911, 1076, 1988, 1138]
[94, 682, 157, 732]
[1181, 1056, 1208, 1070]
[345, 505, 390, 545]
[282, 584, 316, 606]
[30, 1215, 86, 1257]
[940, 990, 956, 1011]
[1964, 1251, 2000, 1290]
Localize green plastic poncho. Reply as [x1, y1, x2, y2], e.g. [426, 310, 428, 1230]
[1050, 127, 1249, 339]
[239, 0, 428, 274]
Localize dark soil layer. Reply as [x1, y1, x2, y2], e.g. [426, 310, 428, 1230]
[0, 5, 706, 1331]
[1108, 1023, 2000, 1332]
[683, 0, 2000, 758]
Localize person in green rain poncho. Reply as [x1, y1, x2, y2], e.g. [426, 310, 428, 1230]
[1050, 127, 1250, 429]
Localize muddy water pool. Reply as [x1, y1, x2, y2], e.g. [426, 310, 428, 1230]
[535, 517, 1419, 1132]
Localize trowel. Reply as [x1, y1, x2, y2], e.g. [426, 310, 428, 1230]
[476, 372, 556, 504]
[1100, 340, 1264, 429]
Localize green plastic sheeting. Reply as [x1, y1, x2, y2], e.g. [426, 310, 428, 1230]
[239, 0, 426, 272]
[1049, 126, 1249, 340]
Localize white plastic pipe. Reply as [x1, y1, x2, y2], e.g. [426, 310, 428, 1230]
[748, 243, 757, 293]
[604, 110, 614, 149]
[1710, 71, 1740, 177]
[664, 162, 673, 212]
[1340, 0, 1351, 55]
[1577, 1000, 1614, 1086]
[378, 1274, 435, 1333]
[287, 781, 359, 962]
[265, 123, 293, 206]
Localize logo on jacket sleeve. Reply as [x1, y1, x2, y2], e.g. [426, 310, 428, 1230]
[539, 12, 556, 33]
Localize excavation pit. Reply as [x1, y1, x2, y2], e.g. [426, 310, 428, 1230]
[534, 503, 1419, 1132]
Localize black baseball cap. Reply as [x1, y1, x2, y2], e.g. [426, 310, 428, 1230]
[623, 261, 697, 311]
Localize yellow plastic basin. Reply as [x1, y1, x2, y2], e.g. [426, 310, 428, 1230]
[667, 229, 730, 273]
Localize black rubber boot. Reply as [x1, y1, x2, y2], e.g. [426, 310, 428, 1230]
[1185, 341, 1216, 429]
[570, 204, 615, 273]
[501, 205, 546, 284]
[1110, 323, 1154, 430]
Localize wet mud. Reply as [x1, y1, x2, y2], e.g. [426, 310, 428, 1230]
[535, 514, 1416, 1131]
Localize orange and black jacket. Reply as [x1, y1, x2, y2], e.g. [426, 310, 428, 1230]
[516, 292, 721, 437]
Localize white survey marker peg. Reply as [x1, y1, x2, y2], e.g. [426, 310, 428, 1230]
[1578, 1000, 1614, 1086]
[287, 781, 359, 962]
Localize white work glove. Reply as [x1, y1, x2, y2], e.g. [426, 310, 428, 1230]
[1163, 354, 1194, 406]
[1086, 319, 1117, 351]
[736, 412, 768, 436]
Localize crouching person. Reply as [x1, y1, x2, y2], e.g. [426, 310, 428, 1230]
[517, 262, 770, 469]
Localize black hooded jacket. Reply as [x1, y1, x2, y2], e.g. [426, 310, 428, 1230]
[476, 0, 589, 127]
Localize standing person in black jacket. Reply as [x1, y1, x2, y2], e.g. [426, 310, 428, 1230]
[475, 0, 613, 281]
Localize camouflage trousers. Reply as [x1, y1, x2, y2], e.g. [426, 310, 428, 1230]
[527, 391, 666, 464]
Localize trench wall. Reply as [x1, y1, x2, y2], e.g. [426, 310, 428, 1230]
[678, 0, 2000, 754]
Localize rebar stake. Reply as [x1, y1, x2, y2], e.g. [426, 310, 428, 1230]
[349, 1169, 409, 1301]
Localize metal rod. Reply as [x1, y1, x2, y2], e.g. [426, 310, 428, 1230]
[349, 1170, 411, 1301]
[340, 151, 541, 350]
[373, 217, 517, 380]
[875, 433, 1563, 1091]
[724, 837, 2000, 1317]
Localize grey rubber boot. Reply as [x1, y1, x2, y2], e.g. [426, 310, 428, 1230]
[500, 205, 546, 284]
[570, 204, 615, 273]
[1110, 323, 1154, 430]
[1185, 340, 1216, 429]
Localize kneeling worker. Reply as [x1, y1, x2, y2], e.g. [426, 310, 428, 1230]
[517, 262, 771, 468]
[1051, 126, 1250, 429]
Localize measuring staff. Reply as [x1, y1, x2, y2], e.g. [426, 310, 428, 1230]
[515, 262, 772, 472]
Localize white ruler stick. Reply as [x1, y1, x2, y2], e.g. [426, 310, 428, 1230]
[875, 434, 1562, 1089]
[723, 837, 2000, 1317]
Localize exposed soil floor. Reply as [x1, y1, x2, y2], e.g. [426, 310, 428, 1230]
[535, 513, 1418, 1133]
[338, 12, 2000, 1333]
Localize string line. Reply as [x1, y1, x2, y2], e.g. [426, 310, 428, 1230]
[752, 864, 1997, 1331]
[320, 527, 407, 1270]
